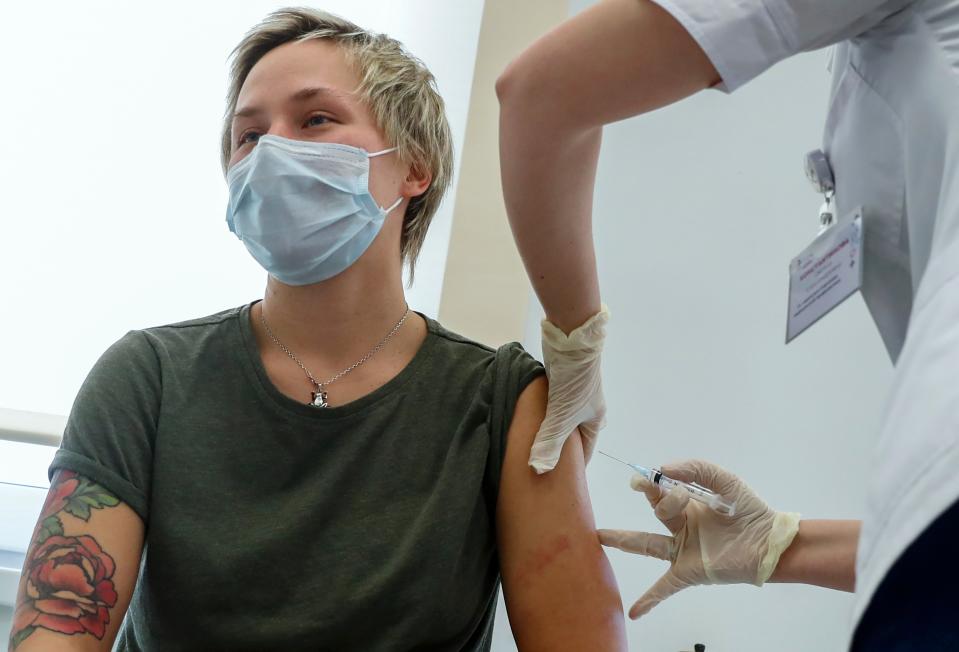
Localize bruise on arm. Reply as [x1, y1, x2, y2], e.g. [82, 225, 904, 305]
[8, 470, 144, 652]
[496, 377, 626, 651]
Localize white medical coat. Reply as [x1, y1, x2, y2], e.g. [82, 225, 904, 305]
[650, 0, 959, 641]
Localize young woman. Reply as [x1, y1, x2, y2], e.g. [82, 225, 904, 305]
[8, 8, 626, 651]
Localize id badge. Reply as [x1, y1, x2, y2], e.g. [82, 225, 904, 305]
[786, 207, 864, 343]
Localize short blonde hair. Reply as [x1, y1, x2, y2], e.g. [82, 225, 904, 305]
[221, 7, 454, 275]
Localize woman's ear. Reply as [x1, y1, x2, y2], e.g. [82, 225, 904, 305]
[402, 161, 432, 199]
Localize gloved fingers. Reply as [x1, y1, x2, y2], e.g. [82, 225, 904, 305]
[629, 473, 663, 508]
[597, 529, 674, 561]
[528, 398, 605, 474]
[539, 371, 605, 440]
[528, 430, 571, 474]
[628, 475, 691, 535]
[578, 419, 601, 466]
[661, 459, 740, 497]
[629, 571, 688, 620]
[653, 485, 690, 535]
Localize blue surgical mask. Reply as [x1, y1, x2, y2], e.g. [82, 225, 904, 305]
[225, 135, 402, 285]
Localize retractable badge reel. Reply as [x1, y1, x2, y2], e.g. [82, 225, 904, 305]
[804, 149, 836, 233]
[785, 150, 864, 343]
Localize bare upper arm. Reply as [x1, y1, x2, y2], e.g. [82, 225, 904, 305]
[496, 0, 720, 130]
[8, 470, 144, 652]
[496, 376, 626, 651]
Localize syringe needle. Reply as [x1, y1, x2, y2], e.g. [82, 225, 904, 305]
[597, 450, 632, 468]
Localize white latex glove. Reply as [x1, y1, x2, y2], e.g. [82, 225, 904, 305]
[598, 459, 800, 619]
[528, 305, 609, 474]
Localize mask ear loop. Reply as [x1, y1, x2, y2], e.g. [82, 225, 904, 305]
[382, 196, 404, 215]
[366, 147, 403, 215]
[367, 147, 404, 213]
[368, 146, 398, 158]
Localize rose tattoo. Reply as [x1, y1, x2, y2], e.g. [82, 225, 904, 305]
[9, 471, 121, 650]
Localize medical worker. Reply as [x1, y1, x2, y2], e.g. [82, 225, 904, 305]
[496, 0, 959, 647]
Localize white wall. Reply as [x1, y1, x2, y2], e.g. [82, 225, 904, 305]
[516, 2, 896, 650]
[0, 0, 484, 419]
[0, 607, 11, 648]
[0, 440, 55, 553]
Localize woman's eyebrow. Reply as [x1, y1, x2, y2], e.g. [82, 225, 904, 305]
[233, 86, 351, 120]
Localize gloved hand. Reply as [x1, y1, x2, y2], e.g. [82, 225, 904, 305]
[598, 459, 800, 619]
[528, 305, 609, 474]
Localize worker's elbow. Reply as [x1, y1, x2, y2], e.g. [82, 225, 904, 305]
[497, 53, 542, 109]
[495, 60, 521, 106]
[496, 56, 573, 133]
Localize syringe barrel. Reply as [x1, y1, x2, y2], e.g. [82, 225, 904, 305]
[657, 475, 736, 516]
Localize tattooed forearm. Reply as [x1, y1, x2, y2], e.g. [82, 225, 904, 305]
[9, 471, 120, 650]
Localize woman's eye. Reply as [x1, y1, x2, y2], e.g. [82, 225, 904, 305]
[306, 114, 330, 127]
[239, 131, 260, 146]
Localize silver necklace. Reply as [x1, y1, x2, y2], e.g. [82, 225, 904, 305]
[259, 305, 411, 408]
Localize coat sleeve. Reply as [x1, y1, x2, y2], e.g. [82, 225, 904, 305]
[649, 0, 916, 92]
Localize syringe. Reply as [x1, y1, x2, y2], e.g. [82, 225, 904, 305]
[598, 451, 737, 516]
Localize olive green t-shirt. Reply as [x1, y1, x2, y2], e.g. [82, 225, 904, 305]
[49, 301, 544, 651]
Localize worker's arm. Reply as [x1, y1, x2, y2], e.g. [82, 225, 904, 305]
[496, 0, 718, 334]
[497, 376, 627, 650]
[769, 519, 860, 592]
[7, 469, 145, 652]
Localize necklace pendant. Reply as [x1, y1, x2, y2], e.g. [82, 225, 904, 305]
[261, 305, 410, 412]
[310, 388, 329, 408]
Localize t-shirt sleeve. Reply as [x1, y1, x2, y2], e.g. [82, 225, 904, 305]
[49, 330, 160, 523]
[650, 0, 915, 92]
[485, 342, 546, 493]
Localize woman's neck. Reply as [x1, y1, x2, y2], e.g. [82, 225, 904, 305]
[256, 263, 414, 370]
